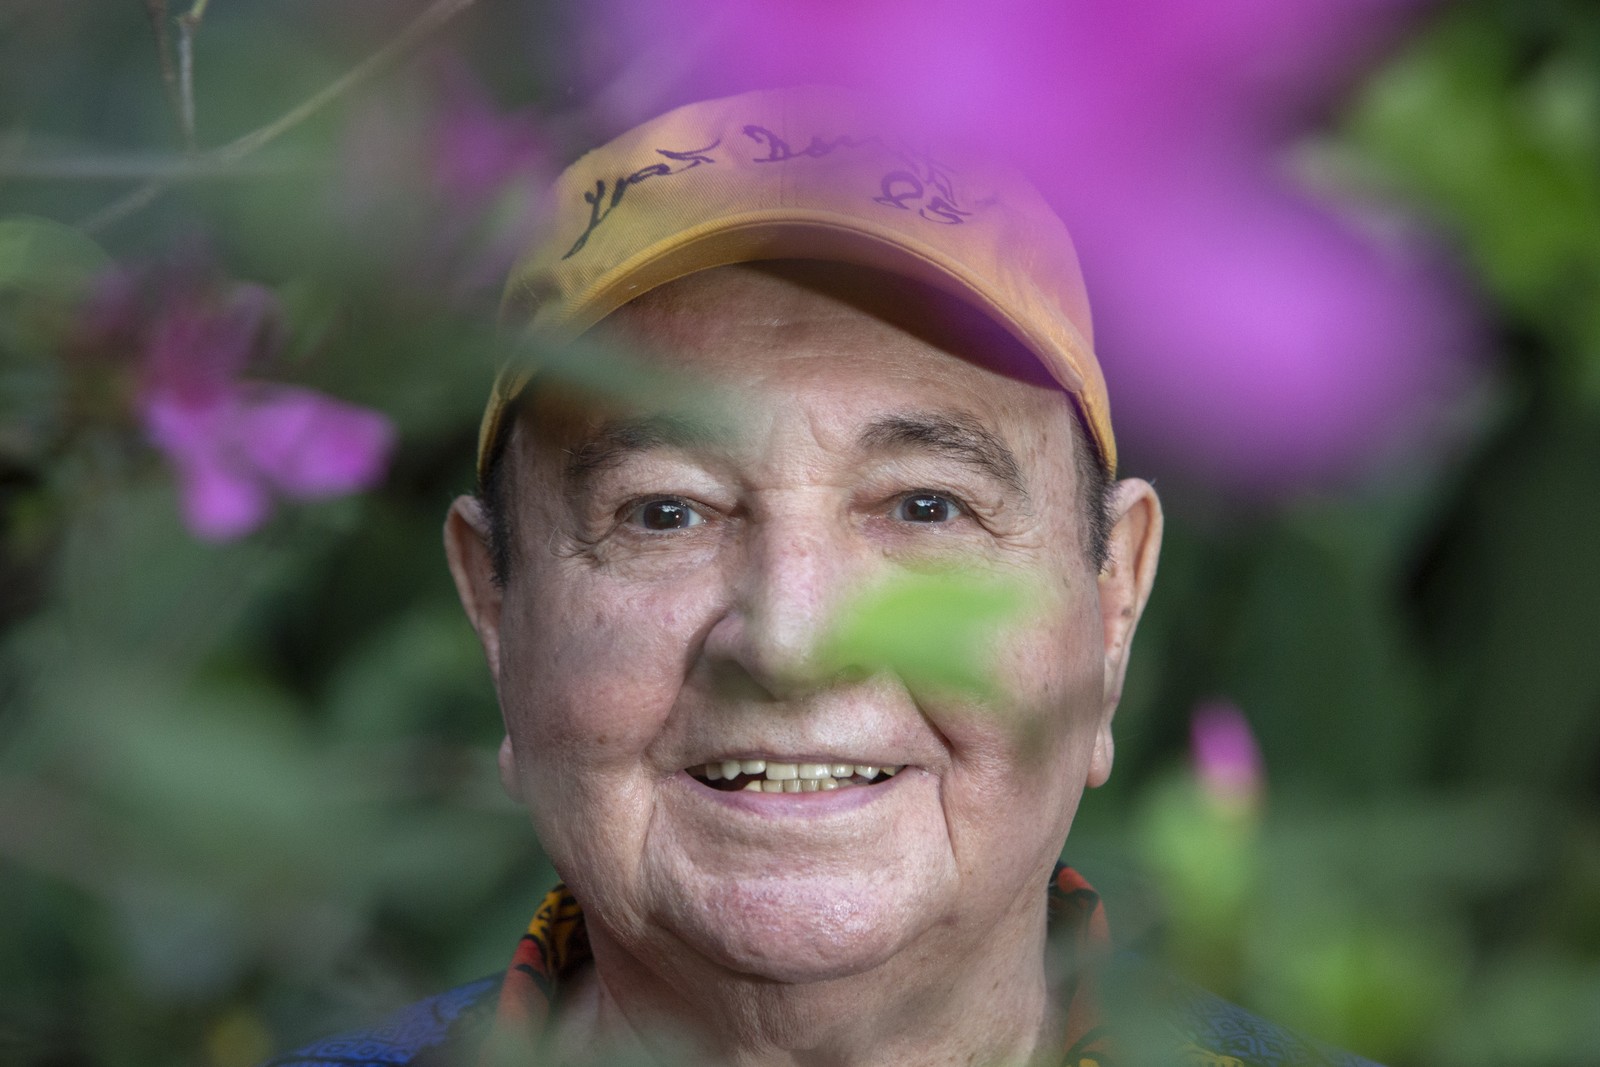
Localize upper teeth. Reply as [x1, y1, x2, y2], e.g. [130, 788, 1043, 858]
[697, 759, 901, 791]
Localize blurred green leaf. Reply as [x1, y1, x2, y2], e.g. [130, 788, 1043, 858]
[0, 214, 111, 299]
[814, 569, 1031, 697]
[1254, 911, 1465, 1063]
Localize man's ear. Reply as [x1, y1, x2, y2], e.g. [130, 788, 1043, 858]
[445, 495, 504, 682]
[1089, 477, 1163, 788]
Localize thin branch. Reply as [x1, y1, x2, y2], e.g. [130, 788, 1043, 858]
[0, 151, 312, 180]
[79, 183, 165, 231]
[142, 0, 185, 142]
[80, 0, 479, 234]
[217, 0, 473, 164]
[175, 0, 211, 151]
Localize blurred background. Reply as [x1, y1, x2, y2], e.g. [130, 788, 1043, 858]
[2, 0, 1598, 1063]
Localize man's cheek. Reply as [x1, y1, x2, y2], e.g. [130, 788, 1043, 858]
[511, 581, 716, 751]
[923, 630, 1099, 771]
[514, 647, 668, 759]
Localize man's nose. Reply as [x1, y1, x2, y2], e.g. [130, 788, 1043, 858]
[701, 514, 864, 699]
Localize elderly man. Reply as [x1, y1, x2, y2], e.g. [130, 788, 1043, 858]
[267, 88, 1380, 1067]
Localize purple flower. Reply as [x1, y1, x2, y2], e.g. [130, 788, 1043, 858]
[92, 261, 395, 541]
[430, 62, 549, 205]
[579, 0, 1480, 494]
[1190, 700, 1264, 805]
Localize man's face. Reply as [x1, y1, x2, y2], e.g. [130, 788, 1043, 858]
[449, 264, 1158, 987]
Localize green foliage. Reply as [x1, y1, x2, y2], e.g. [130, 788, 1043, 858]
[1346, 0, 1600, 407]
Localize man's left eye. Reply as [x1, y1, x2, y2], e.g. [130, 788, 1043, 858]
[628, 497, 705, 531]
[893, 492, 962, 524]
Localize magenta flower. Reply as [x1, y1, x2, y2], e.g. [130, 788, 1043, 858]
[579, 0, 1479, 494]
[90, 262, 395, 541]
[1190, 700, 1265, 805]
[430, 62, 550, 205]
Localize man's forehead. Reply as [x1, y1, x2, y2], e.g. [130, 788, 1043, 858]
[597, 262, 1063, 394]
[513, 262, 1086, 487]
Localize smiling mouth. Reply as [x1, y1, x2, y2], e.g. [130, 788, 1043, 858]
[689, 759, 902, 793]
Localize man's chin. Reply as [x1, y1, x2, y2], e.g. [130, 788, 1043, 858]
[662, 871, 939, 985]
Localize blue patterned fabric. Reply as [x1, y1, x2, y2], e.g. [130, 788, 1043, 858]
[261, 976, 499, 1066]
[1182, 983, 1381, 1066]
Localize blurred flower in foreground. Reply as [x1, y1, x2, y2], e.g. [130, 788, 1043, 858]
[339, 56, 553, 306]
[82, 259, 395, 540]
[580, 0, 1480, 494]
[1191, 699, 1265, 811]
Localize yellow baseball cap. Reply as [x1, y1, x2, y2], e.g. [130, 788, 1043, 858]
[480, 86, 1115, 480]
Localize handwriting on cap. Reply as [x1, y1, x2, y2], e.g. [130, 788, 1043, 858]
[561, 124, 972, 261]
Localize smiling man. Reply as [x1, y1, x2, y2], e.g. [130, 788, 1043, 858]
[266, 88, 1382, 1067]
[457, 255, 1145, 1067]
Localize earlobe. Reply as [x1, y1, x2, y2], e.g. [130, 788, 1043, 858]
[444, 495, 504, 681]
[1087, 724, 1114, 789]
[498, 734, 523, 803]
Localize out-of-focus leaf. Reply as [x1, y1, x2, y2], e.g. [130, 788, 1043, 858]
[0, 214, 111, 299]
[814, 570, 1031, 698]
[517, 332, 735, 431]
[1252, 909, 1465, 1063]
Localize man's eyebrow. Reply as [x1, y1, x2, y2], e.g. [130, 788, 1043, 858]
[562, 414, 724, 484]
[858, 412, 1028, 498]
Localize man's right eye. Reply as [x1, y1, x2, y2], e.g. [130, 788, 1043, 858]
[627, 498, 705, 531]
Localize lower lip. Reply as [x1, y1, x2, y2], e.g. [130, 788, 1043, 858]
[674, 769, 907, 815]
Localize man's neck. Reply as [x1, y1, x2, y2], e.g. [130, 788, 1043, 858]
[559, 898, 1058, 1067]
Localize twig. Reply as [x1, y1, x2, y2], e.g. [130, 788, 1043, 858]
[0, 151, 312, 180]
[80, 0, 479, 234]
[80, 183, 165, 231]
[175, 0, 210, 151]
[142, 0, 185, 142]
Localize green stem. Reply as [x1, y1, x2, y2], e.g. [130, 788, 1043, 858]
[175, 0, 212, 151]
[141, 0, 186, 144]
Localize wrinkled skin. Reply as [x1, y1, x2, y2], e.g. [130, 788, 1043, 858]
[447, 263, 1162, 1066]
